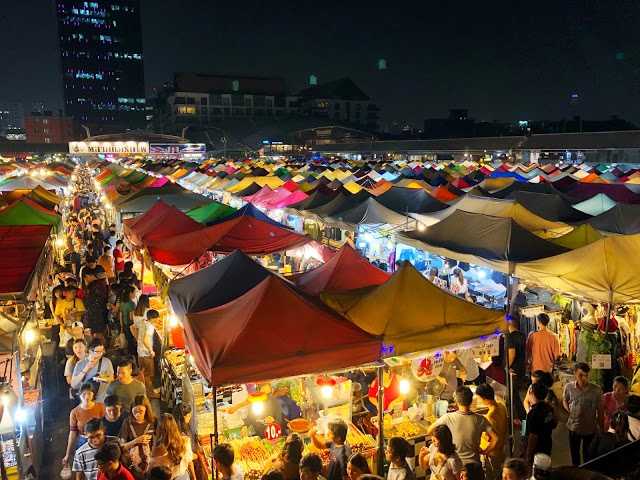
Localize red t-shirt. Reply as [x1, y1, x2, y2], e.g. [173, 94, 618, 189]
[113, 248, 125, 272]
[97, 464, 135, 480]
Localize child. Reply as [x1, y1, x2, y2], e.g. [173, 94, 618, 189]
[213, 443, 244, 480]
[386, 437, 414, 480]
[300, 454, 326, 480]
[310, 420, 351, 480]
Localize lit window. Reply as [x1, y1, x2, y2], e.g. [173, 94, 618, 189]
[176, 106, 196, 115]
[232, 80, 240, 92]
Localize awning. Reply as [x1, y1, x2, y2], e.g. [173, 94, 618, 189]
[548, 224, 603, 250]
[514, 234, 640, 303]
[183, 275, 381, 386]
[0, 225, 52, 299]
[293, 245, 390, 295]
[321, 262, 504, 356]
[580, 204, 640, 234]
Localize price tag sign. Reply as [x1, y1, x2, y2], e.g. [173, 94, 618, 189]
[592, 354, 611, 370]
[263, 422, 282, 441]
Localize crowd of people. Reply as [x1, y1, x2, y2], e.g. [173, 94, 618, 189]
[48, 169, 205, 480]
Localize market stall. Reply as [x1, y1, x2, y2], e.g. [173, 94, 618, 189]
[0, 224, 55, 478]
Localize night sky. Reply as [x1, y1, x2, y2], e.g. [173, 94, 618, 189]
[2, 1, 640, 126]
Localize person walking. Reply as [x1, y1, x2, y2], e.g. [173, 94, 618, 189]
[526, 314, 560, 374]
[563, 362, 604, 465]
[106, 357, 146, 411]
[428, 387, 497, 480]
[524, 383, 557, 464]
[131, 309, 159, 399]
[475, 384, 507, 480]
[505, 315, 526, 422]
[72, 419, 119, 480]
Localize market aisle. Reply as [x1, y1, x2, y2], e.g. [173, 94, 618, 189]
[40, 391, 72, 478]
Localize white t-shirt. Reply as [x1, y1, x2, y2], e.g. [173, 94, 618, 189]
[427, 444, 463, 480]
[135, 319, 156, 358]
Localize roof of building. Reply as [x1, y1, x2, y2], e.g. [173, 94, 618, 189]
[297, 77, 370, 101]
[521, 130, 640, 150]
[315, 136, 527, 153]
[84, 130, 187, 143]
[174, 72, 288, 96]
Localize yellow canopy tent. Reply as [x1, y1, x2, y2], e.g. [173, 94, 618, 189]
[514, 234, 640, 304]
[321, 262, 504, 356]
[548, 223, 603, 250]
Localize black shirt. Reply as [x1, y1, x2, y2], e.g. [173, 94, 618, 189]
[506, 330, 526, 378]
[104, 413, 127, 437]
[526, 401, 557, 456]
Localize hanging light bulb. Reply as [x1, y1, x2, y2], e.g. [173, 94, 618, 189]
[320, 385, 334, 399]
[251, 400, 265, 416]
[168, 314, 180, 328]
[23, 329, 37, 345]
[399, 378, 411, 395]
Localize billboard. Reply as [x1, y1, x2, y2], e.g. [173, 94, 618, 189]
[149, 143, 206, 155]
[69, 141, 150, 155]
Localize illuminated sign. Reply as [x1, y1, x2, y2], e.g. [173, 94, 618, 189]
[69, 141, 150, 154]
[149, 143, 206, 155]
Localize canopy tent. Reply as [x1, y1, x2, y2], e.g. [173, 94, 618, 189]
[27, 186, 61, 211]
[548, 224, 603, 250]
[581, 204, 640, 235]
[0, 176, 61, 192]
[397, 210, 568, 273]
[375, 187, 449, 214]
[215, 203, 287, 227]
[326, 198, 411, 227]
[510, 191, 591, 222]
[412, 195, 573, 238]
[169, 250, 274, 316]
[183, 275, 381, 385]
[514, 234, 640, 304]
[186, 201, 237, 225]
[0, 198, 61, 231]
[148, 215, 309, 265]
[293, 244, 390, 295]
[287, 189, 338, 211]
[321, 262, 504, 356]
[117, 192, 210, 214]
[0, 225, 52, 300]
[123, 200, 202, 248]
[306, 191, 370, 218]
[572, 193, 617, 216]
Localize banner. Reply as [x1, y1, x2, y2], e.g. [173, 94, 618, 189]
[69, 141, 149, 154]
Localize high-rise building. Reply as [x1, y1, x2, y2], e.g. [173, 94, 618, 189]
[55, 0, 146, 134]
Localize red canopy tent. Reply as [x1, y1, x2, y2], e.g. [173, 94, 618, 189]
[0, 225, 52, 299]
[123, 200, 202, 248]
[147, 215, 309, 265]
[293, 245, 390, 295]
[183, 275, 381, 386]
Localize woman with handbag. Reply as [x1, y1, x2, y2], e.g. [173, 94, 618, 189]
[120, 395, 157, 479]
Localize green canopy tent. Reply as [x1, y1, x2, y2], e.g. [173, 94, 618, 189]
[186, 201, 237, 224]
[0, 198, 61, 232]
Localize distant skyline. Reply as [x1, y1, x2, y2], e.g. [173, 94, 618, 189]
[2, 1, 640, 126]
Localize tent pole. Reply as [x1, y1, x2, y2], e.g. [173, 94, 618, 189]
[604, 290, 613, 333]
[211, 385, 219, 480]
[376, 365, 385, 476]
[505, 271, 514, 456]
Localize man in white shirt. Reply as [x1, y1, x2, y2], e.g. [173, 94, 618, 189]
[131, 309, 158, 399]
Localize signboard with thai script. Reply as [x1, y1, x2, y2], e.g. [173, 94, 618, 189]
[149, 143, 206, 155]
[69, 141, 150, 154]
